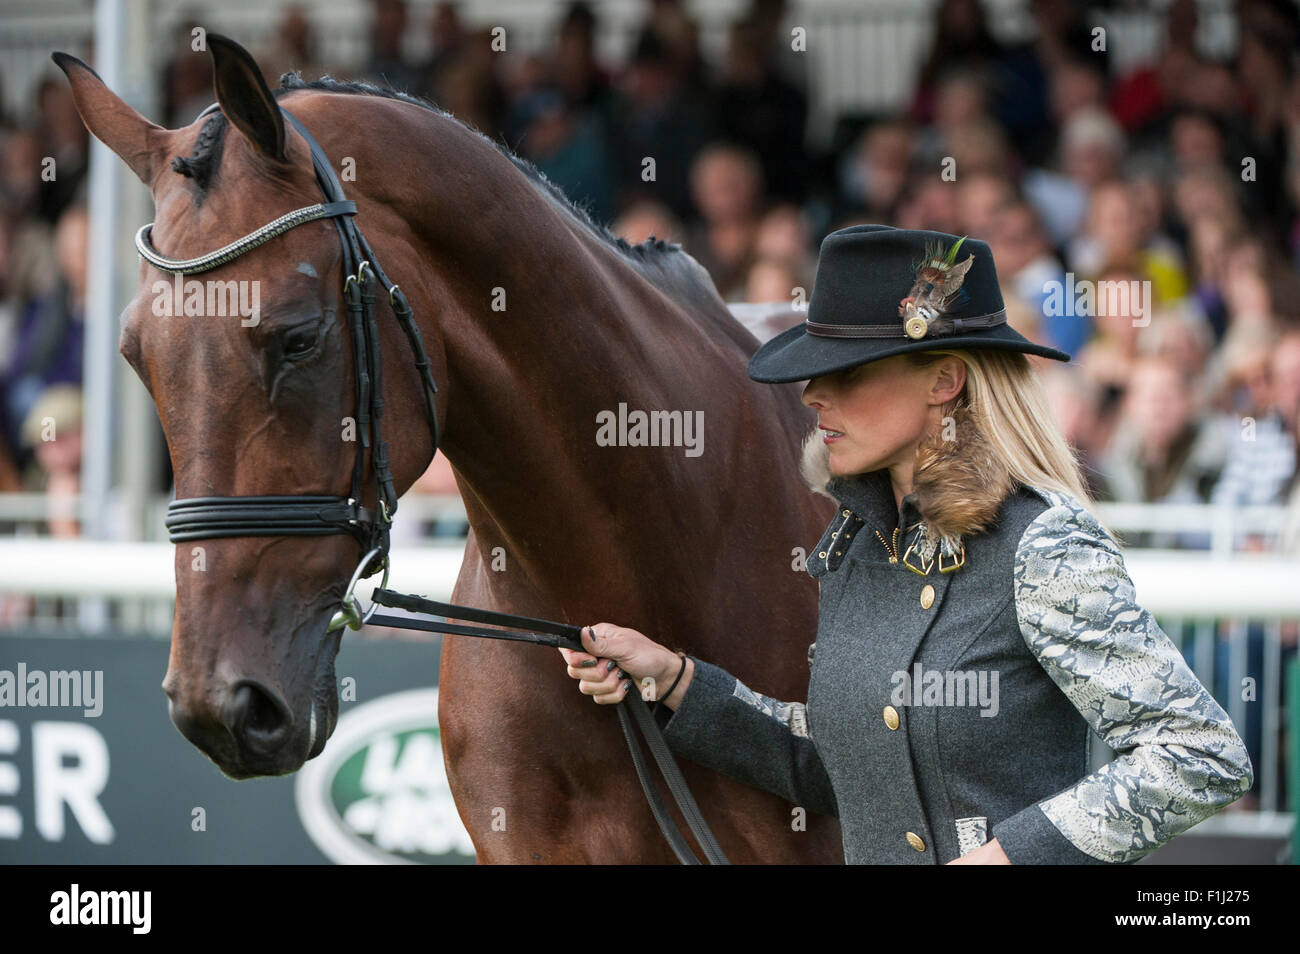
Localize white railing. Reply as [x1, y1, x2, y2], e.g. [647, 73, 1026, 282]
[1096, 502, 1300, 557]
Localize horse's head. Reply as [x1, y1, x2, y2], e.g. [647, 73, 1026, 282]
[54, 37, 437, 777]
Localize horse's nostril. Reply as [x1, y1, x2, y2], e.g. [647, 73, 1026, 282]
[224, 682, 293, 756]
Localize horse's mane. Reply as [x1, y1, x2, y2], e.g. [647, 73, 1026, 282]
[259, 74, 727, 314]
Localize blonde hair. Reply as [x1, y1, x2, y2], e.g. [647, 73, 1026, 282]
[905, 348, 1115, 543]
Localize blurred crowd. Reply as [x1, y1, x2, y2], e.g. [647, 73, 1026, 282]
[4, 0, 1300, 555]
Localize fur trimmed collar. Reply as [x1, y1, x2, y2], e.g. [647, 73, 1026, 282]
[800, 400, 1016, 551]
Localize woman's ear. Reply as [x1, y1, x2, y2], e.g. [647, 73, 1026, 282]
[929, 356, 967, 405]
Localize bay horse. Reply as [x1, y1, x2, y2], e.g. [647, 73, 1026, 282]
[55, 35, 842, 863]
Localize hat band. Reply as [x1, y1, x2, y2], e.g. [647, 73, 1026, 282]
[805, 309, 1008, 339]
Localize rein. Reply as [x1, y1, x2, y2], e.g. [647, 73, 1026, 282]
[142, 102, 728, 865]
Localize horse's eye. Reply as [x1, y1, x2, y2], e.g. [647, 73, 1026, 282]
[281, 326, 318, 359]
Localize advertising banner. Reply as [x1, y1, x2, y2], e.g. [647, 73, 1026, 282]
[0, 634, 475, 864]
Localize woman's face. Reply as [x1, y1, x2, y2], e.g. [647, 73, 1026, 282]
[801, 355, 943, 478]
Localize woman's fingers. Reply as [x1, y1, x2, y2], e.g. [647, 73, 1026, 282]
[558, 624, 618, 669]
[557, 646, 600, 668]
[577, 666, 624, 695]
[566, 659, 620, 682]
[562, 651, 630, 705]
[581, 623, 626, 660]
[559, 623, 647, 705]
[585, 676, 632, 705]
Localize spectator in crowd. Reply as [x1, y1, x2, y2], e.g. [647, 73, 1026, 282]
[1211, 327, 1296, 510]
[1109, 0, 1204, 134]
[514, 87, 617, 225]
[608, 31, 714, 221]
[1074, 261, 1153, 454]
[1, 203, 86, 463]
[891, 176, 960, 235]
[365, 0, 421, 93]
[419, 2, 469, 101]
[954, 171, 1012, 241]
[990, 197, 1087, 359]
[634, 0, 708, 97]
[33, 80, 88, 223]
[1098, 355, 1226, 545]
[752, 203, 814, 285]
[713, 15, 808, 203]
[909, 0, 1003, 129]
[744, 256, 805, 308]
[612, 199, 682, 244]
[1273, 327, 1300, 450]
[911, 66, 992, 172]
[19, 384, 82, 537]
[159, 17, 212, 128]
[1039, 364, 1107, 499]
[1277, 328, 1300, 554]
[1168, 108, 1229, 173]
[428, 28, 509, 138]
[683, 143, 765, 300]
[1144, 301, 1218, 404]
[1069, 178, 1189, 306]
[839, 120, 913, 225]
[1186, 208, 1242, 343]
[256, 4, 340, 80]
[1050, 55, 1108, 129]
[1023, 106, 1124, 246]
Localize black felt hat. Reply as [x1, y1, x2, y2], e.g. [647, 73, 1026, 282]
[747, 225, 1070, 383]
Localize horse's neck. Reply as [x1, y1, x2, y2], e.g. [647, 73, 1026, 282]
[444, 243, 725, 597]
[382, 129, 742, 608]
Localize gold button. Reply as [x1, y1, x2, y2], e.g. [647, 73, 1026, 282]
[818, 551, 827, 559]
[842, 510, 850, 517]
[906, 831, 926, 852]
[920, 584, 935, 609]
[883, 705, 899, 730]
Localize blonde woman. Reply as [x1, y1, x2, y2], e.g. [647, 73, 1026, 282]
[559, 225, 1253, 864]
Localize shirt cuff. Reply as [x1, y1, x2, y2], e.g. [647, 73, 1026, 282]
[992, 801, 1121, 865]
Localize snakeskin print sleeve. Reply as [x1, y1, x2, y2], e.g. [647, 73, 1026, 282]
[998, 491, 1253, 864]
[730, 679, 814, 739]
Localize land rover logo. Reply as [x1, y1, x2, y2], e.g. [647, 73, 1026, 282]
[295, 688, 475, 863]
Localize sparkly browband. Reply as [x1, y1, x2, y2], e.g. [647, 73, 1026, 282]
[135, 200, 356, 275]
[805, 309, 1008, 340]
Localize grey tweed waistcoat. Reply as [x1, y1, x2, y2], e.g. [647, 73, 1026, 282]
[658, 469, 1253, 864]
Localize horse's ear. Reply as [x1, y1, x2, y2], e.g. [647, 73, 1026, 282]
[51, 52, 169, 185]
[208, 34, 286, 162]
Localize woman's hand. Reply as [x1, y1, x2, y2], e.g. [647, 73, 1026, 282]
[946, 838, 1011, 865]
[558, 623, 693, 707]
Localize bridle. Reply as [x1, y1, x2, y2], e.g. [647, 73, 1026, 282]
[143, 102, 438, 630]
[137, 102, 730, 864]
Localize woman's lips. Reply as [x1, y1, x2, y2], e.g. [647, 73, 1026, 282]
[821, 426, 844, 444]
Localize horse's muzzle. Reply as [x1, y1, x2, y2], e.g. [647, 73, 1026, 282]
[166, 678, 308, 778]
